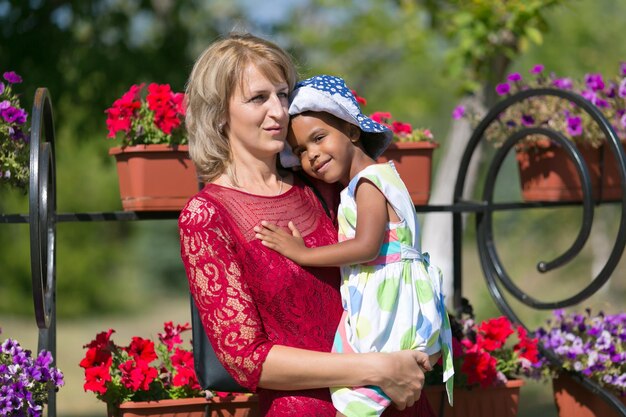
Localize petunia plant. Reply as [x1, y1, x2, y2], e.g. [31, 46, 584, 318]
[350, 89, 436, 144]
[105, 83, 186, 147]
[0, 327, 64, 417]
[452, 62, 626, 149]
[426, 300, 541, 389]
[534, 309, 626, 396]
[0, 70, 30, 192]
[79, 322, 220, 410]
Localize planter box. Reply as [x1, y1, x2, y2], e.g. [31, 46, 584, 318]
[109, 144, 198, 211]
[516, 143, 602, 202]
[424, 379, 524, 417]
[516, 140, 626, 202]
[109, 395, 258, 417]
[377, 141, 438, 205]
[553, 373, 626, 417]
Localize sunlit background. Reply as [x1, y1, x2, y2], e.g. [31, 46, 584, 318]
[1, 0, 626, 415]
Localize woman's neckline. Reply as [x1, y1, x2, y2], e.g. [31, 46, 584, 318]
[208, 174, 297, 198]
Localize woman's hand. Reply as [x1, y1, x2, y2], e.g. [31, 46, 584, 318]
[371, 350, 432, 410]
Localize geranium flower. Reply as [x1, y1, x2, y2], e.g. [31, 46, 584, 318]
[105, 83, 187, 146]
[425, 299, 542, 389]
[80, 322, 214, 409]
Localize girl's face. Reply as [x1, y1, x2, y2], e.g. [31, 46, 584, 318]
[288, 112, 361, 186]
[226, 64, 290, 161]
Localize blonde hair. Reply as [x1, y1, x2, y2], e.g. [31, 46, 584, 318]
[185, 32, 298, 183]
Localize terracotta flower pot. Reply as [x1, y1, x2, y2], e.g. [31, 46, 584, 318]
[515, 142, 603, 202]
[108, 394, 259, 417]
[109, 144, 199, 211]
[423, 379, 524, 417]
[599, 139, 626, 201]
[552, 373, 626, 417]
[377, 141, 438, 205]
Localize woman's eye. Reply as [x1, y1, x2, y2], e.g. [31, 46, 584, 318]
[249, 95, 265, 103]
[278, 92, 288, 99]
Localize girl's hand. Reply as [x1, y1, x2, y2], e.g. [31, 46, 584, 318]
[254, 221, 308, 262]
[372, 350, 431, 410]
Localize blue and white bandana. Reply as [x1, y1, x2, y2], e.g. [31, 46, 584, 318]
[279, 75, 393, 168]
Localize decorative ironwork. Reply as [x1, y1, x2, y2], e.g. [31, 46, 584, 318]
[453, 88, 626, 416]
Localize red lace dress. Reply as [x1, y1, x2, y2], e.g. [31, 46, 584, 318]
[179, 177, 428, 417]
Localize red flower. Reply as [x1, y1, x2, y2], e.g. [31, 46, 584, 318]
[79, 346, 112, 369]
[119, 359, 158, 391]
[105, 85, 143, 138]
[477, 316, 514, 351]
[159, 322, 191, 351]
[83, 329, 115, 350]
[172, 366, 200, 389]
[514, 326, 540, 363]
[391, 120, 413, 135]
[351, 89, 367, 106]
[171, 347, 194, 370]
[83, 358, 112, 394]
[125, 337, 158, 363]
[370, 111, 392, 125]
[461, 344, 497, 387]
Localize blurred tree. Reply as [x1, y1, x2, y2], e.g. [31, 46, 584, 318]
[0, 0, 246, 316]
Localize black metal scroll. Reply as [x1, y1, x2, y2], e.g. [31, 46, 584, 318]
[452, 88, 626, 416]
[28, 88, 58, 416]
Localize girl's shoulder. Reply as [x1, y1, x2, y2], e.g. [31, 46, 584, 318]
[348, 162, 405, 196]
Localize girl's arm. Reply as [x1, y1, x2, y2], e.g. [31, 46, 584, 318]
[260, 345, 432, 410]
[255, 179, 387, 266]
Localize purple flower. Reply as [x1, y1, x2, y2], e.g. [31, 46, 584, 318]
[3, 71, 23, 84]
[566, 116, 583, 136]
[507, 72, 522, 82]
[621, 62, 626, 76]
[618, 79, 626, 98]
[585, 73, 605, 91]
[620, 113, 626, 129]
[0, 82, 4, 95]
[530, 64, 544, 74]
[0, 106, 27, 124]
[452, 105, 465, 120]
[495, 82, 511, 96]
[552, 78, 573, 90]
[521, 114, 535, 127]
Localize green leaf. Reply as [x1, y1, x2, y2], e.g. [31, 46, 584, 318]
[525, 26, 544, 45]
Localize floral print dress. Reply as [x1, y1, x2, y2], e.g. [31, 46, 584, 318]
[330, 162, 454, 417]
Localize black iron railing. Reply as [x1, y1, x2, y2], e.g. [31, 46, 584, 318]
[1, 87, 624, 416]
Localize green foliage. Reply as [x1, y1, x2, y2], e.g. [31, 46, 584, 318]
[435, 0, 566, 96]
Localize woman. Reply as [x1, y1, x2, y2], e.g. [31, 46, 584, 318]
[179, 32, 432, 417]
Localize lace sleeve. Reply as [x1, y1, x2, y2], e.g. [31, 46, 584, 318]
[178, 195, 273, 391]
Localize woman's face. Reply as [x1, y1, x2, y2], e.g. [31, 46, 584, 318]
[226, 64, 289, 161]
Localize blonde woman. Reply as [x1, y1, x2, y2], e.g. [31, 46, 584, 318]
[180, 32, 432, 417]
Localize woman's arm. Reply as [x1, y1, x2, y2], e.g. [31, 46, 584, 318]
[179, 196, 274, 390]
[260, 346, 432, 410]
[255, 179, 388, 266]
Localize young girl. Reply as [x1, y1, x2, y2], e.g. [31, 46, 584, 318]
[255, 75, 454, 417]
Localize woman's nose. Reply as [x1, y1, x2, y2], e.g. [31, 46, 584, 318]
[268, 94, 288, 118]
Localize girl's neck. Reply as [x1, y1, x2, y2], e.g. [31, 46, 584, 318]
[343, 151, 376, 187]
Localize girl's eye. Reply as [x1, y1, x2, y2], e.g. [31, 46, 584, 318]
[313, 135, 324, 143]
